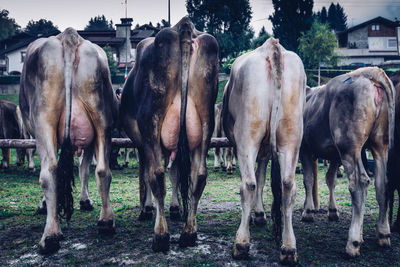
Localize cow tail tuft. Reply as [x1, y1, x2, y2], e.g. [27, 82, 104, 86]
[269, 37, 282, 243]
[176, 20, 193, 220]
[56, 28, 80, 221]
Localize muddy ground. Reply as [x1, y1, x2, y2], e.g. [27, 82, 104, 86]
[1, 161, 400, 266]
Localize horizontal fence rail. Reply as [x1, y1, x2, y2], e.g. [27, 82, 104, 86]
[0, 137, 233, 149]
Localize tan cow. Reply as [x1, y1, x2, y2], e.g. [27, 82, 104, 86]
[223, 37, 306, 264]
[20, 28, 118, 253]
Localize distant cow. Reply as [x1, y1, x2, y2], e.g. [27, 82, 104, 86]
[223, 37, 306, 264]
[300, 67, 395, 257]
[20, 28, 118, 253]
[120, 17, 218, 252]
[0, 100, 34, 169]
[212, 102, 235, 173]
[388, 70, 400, 232]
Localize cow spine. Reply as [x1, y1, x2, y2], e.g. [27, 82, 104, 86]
[56, 28, 80, 221]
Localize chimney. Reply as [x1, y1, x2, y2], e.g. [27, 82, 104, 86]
[116, 18, 133, 63]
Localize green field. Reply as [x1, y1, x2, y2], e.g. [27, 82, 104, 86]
[0, 149, 399, 266]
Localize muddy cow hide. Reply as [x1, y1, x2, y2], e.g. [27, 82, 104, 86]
[388, 70, 400, 232]
[19, 28, 118, 254]
[222, 37, 306, 264]
[0, 100, 32, 168]
[212, 102, 235, 174]
[300, 67, 395, 258]
[120, 17, 218, 252]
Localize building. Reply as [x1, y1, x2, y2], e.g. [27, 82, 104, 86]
[337, 16, 400, 66]
[0, 18, 160, 75]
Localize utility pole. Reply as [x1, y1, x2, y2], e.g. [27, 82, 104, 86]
[168, 0, 171, 26]
[124, 0, 128, 79]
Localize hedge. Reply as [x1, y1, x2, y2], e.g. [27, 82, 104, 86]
[0, 75, 126, 85]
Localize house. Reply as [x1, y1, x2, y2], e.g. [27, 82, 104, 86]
[337, 16, 400, 66]
[0, 18, 160, 75]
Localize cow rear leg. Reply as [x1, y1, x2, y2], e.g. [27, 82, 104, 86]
[253, 156, 268, 226]
[27, 148, 36, 171]
[226, 147, 234, 174]
[301, 153, 317, 222]
[1, 148, 10, 169]
[370, 138, 391, 248]
[138, 150, 154, 221]
[168, 161, 181, 220]
[95, 139, 115, 234]
[79, 146, 94, 211]
[326, 161, 340, 221]
[35, 195, 47, 215]
[213, 147, 219, 172]
[179, 149, 206, 247]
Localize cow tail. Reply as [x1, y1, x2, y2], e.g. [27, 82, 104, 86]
[269, 38, 282, 243]
[56, 28, 80, 221]
[177, 21, 193, 220]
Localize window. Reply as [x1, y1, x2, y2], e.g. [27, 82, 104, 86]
[372, 25, 376, 30]
[21, 51, 26, 63]
[388, 38, 397, 48]
[376, 24, 380, 31]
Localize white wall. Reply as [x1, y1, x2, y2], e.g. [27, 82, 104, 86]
[6, 47, 26, 74]
[368, 37, 397, 51]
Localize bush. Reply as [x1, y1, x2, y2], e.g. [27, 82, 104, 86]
[222, 49, 253, 74]
[0, 75, 20, 84]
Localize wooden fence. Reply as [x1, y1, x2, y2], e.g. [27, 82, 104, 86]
[0, 137, 232, 149]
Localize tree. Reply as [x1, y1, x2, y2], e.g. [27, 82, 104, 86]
[0, 9, 20, 40]
[186, 0, 254, 60]
[251, 26, 270, 49]
[25, 19, 58, 35]
[320, 6, 327, 24]
[258, 26, 267, 37]
[298, 21, 338, 86]
[269, 0, 314, 52]
[85, 15, 113, 31]
[102, 45, 119, 76]
[335, 3, 347, 31]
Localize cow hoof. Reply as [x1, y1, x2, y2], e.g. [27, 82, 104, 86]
[227, 168, 233, 175]
[169, 206, 181, 220]
[179, 231, 197, 247]
[232, 242, 250, 260]
[35, 206, 47, 215]
[38, 235, 62, 254]
[221, 166, 227, 171]
[254, 212, 267, 226]
[97, 220, 115, 235]
[152, 233, 170, 252]
[124, 162, 129, 168]
[138, 206, 153, 221]
[29, 167, 36, 173]
[377, 232, 391, 248]
[301, 209, 314, 222]
[80, 200, 94, 211]
[213, 167, 219, 172]
[328, 209, 339, 221]
[280, 247, 297, 266]
[346, 240, 361, 258]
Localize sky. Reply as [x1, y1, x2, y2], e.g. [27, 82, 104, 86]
[1, 0, 400, 36]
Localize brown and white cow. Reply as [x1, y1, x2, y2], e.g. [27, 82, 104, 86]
[222, 37, 306, 264]
[20, 28, 118, 253]
[300, 67, 395, 257]
[120, 17, 218, 251]
[212, 102, 235, 174]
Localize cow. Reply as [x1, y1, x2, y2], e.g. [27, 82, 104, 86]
[388, 70, 400, 232]
[0, 100, 34, 169]
[212, 102, 235, 174]
[222, 37, 306, 264]
[20, 28, 118, 253]
[300, 67, 395, 258]
[120, 17, 219, 252]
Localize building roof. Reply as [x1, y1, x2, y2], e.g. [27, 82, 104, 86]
[131, 30, 156, 41]
[339, 16, 400, 34]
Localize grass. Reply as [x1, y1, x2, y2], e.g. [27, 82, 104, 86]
[0, 148, 399, 266]
[0, 94, 19, 105]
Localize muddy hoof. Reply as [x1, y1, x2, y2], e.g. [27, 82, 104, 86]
[377, 232, 391, 248]
[328, 209, 339, 221]
[232, 242, 250, 260]
[179, 231, 197, 247]
[301, 209, 314, 222]
[35, 205, 47, 215]
[346, 240, 361, 258]
[38, 235, 62, 254]
[391, 221, 400, 232]
[97, 220, 115, 235]
[169, 206, 181, 220]
[227, 168, 233, 175]
[280, 247, 297, 265]
[80, 200, 94, 211]
[124, 162, 129, 168]
[213, 167, 219, 172]
[152, 233, 170, 252]
[254, 212, 267, 226]
[138, 206, 153, 221]
[221, 166, 227, 171]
